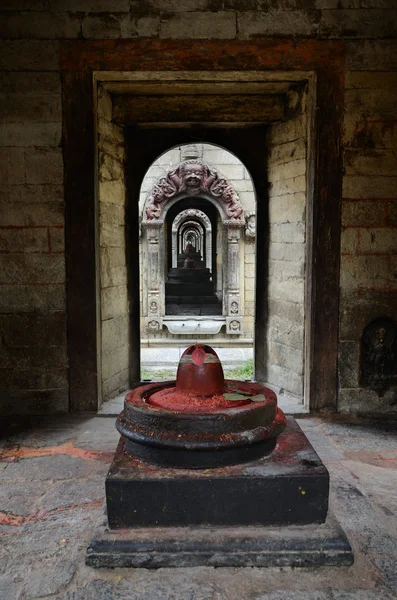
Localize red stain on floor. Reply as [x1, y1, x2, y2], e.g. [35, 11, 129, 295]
[0, 441, 114, 463]
[0, 498, 104, 528]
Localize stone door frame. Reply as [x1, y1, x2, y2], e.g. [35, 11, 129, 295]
[141, 183, 245, 334]
[62, 39, 344, 413]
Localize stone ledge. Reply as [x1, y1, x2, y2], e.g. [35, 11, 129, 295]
[86, 511, 353, 569]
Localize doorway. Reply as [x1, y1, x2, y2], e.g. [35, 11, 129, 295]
[63, 67, 343, 414]
[96, 76, 311, 409]
[137, 142, 257, 383]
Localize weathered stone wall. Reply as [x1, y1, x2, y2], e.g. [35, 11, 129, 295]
[0, 68, 67, 414]
[0, 0, 396, 414]
[339, 71, 397, 416]
[139, 143, 256, 344]
[97, 88, 129, 402]
[266, 98, 307, 399]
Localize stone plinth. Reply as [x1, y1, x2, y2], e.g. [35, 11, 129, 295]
[105, 417, 329, 528]
[87, 419, 354, 569]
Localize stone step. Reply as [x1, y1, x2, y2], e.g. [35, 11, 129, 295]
[166, 296, 220, 304]
[165, 282, 215, 295]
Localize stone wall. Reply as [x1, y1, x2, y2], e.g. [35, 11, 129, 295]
[97, 87, 129, 402]
[338, 70, 397, 416]
[0, 0, 396, 414]
[0, 68, 67, 414]
[266, 95, 307, 399]
[139, 143, 256, 345]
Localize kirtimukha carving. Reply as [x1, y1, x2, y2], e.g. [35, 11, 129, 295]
[144, 160, 243, 222]
[360, 317, 397, 396]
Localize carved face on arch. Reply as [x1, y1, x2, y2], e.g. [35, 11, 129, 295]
[180, 162, 205, 195]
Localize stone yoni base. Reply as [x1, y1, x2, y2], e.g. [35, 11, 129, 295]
[105, 418, 329, 528]
[87, 418, 353, 568]
[86, 514, 353, 569]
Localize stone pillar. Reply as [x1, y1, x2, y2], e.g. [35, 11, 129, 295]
[205, 224, 212, 271]
[225, 222, 243, 334]
[144, 221, 163, 332]
[172, 228, 177, 268]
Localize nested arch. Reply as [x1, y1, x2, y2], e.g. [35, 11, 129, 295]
[172, 209, 212, 270]
[140, 155, 246, 334]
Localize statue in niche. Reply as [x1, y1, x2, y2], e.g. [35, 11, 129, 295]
[360, 317, 397, 396]
[144, 160, 243, 222]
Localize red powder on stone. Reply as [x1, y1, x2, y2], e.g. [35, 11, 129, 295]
[148, 387, 251, 412]
[191, 346, 206, 366]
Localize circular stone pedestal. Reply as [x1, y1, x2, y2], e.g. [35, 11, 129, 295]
[116, 345, 286, 469]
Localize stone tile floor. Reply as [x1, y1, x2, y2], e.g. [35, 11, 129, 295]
[1, 415, 397, 599]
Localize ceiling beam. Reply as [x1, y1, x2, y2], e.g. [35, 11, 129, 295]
[112, 94, 285, 125]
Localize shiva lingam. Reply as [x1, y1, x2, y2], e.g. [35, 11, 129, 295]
[87, 346, 352, 568]
[116, 344, 286, 469]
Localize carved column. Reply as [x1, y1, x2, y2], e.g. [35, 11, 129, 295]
[144, 220, 163, 332]
[205, 224, 212, 271]
[172, 228, 177, 268]
[225, 222, 243, 335]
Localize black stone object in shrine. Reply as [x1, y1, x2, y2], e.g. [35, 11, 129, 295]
[360, 317, 397, 395]
[87, 345, 353, 568]
[106, 417, 329, 529]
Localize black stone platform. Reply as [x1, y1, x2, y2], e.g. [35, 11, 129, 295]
[87, 418, 353, 568]
[105, 418, 329, 528]
[86, 513, 353, 568]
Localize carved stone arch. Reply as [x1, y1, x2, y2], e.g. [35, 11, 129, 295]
[143, 159, 244, 224]
[141, 159, 245, 335]
[171, 208, 212, 270]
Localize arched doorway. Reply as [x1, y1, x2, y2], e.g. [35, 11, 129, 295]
[140, 153, 248, 337]
[166, 205, 219, 316]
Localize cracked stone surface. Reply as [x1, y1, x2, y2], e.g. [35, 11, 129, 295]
[0, 415, 397, 600]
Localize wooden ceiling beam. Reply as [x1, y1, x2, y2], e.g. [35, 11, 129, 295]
[112, 94, 286, 124]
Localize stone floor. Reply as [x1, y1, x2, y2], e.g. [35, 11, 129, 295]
[1, 414, 397, 599]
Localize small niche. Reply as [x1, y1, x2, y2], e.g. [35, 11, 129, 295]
[360, 317, 397, 395]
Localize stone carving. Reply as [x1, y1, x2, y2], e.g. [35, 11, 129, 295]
[144, 160, 243, 222]
[229, 295, 240, 317]
[226, 317, 243, 334]
[181, 144, 200, 161]
[229, 320, 241, 332]
[245, 211, 256, 241]
[360, 317, 397, 396]
[147, 319, 162, 332]
[149, 300, 158, 314]
[230, 301, 239, 315]
[172, 208, 211, 231]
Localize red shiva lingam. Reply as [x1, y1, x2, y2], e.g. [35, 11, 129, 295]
[116, 344, 286, 468]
